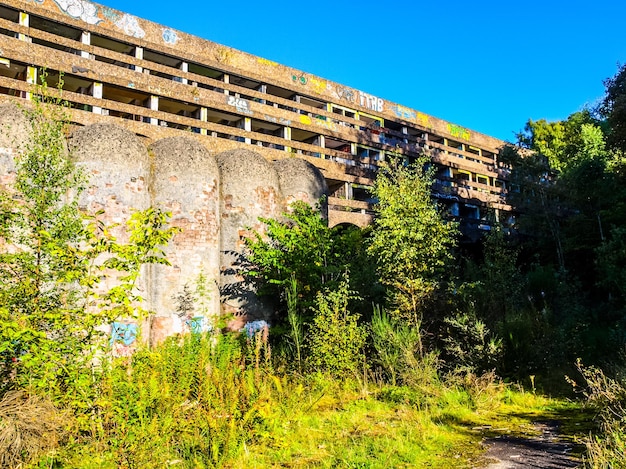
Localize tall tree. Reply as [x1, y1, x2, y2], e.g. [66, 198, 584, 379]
[368, 157, 458, 327]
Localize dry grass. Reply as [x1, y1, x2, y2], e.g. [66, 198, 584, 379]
[0, 390, 65, 468]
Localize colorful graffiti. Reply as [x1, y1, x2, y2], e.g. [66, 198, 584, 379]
[258, 58, 278, 67]
[309, 77, 327, 95]
[227, 95, 252, 115]
[292, 73, 307, 85]
[115, 13, 145, 39]
[299, 114, 312, 125]
[242, 320, 270, 338]
[447, 123, 471, 141]
[185, 316, 206, 335]
[162, 28, 179, 45]
[110, 322, 137, 357]
[359, 91, 384, 112]
[53, 0, 101, 25]
[334, 86, 356, 103]
[391, 104, 416, 120]
[417, 112, 429, 127]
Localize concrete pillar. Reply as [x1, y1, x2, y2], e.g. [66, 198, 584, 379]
[81, 31, 91, 59]
[199, 107, 208, 135]
[149, 95, 159, 125]
[18, 12, 30, 42]
[134, 47, 143, 73]
[257, 84, 266, 104]
[283, 126, 291, 153]
[179, 61, 188, 84]
[223, 74, 229, 95]
[24, 66, 36, 100]
[243, 117, 251, 144]
[92, 82, 103, 114]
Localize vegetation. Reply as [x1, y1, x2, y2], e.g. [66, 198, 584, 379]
[3, 64, 626, 467]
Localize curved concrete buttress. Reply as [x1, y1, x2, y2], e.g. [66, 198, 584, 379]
[0, 103, 32, 188]
[273, 157, 329, 217]
[148, 136, 221, 345]
[68, 124, 151, 348]
[216, 148, 281, 329]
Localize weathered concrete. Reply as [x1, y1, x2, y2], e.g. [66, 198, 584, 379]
[273, 157, 328, 217]
[148, 136, 221, 344]
[216, 148, 282, 329]
[0, 103, 31, 187]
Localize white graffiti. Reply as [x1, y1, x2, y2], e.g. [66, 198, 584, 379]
[162, 28, 179, 45]
[115, 13, 145, 39]
[227, 96, 252, 115]
[53, 0, 101, 25]
[359, 91, 384, 113]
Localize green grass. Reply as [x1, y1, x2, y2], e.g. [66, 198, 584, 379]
[19, 335, 590, 468]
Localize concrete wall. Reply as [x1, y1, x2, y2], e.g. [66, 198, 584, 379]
[0, 103, 328, 347]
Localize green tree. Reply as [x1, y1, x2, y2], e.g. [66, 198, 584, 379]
[367, 158, 458, 327]
[0, 93, 176, 398]
[601, 63, 626, 152]
[245, 201, 379, 316]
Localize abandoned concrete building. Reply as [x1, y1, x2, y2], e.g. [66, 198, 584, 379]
[0, 0, 511, 349]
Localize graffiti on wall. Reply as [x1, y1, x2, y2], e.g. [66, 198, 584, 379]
[334, 86, 356, 103]
[447, 123, 471, 141]
[292, 73, 308, 85]
[391, 104, 416, 120]
[115, 13, 145, 39]
[162, 28, 179, 45]
[53, 0, 102, 25]
[227, 95, 253, 115]
[309, 77, 327, 95]
[258, 58, 278, 67]
[359, 91, 384, 113]
[417, 112, 429, 127]
[110, 322, 137, 357]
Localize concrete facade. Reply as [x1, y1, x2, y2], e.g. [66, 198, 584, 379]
[0, 0, 512, 346]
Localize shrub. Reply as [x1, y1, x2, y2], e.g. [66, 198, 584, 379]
[307, 276, 367, 375]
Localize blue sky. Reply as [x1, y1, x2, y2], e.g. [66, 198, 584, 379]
[101, 0, 625, 142]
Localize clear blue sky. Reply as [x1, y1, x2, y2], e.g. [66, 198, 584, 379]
[100, 0, 625, 142]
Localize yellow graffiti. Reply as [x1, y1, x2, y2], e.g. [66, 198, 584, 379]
[214, 46, 233, 64]
[447, 123, 471, 141]
[299, 115, 312, 125]
[417, 112, 429, 127]
[258, 57, 278, 67]
[310, 77, 327, 94]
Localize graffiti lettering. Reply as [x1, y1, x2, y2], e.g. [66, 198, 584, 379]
[162, 28, 178, 45]
[391, 104, 416, 120]
[227, 96, 252, 115]
[115, 13, 145, 38]
[53, 0, 102, 25]
[334, 86, 355, 103]
[417, 112, 429, 127]
[447, 123, 471, 141]
[310, 77, 327, 94]
[359, 91, 384, 112]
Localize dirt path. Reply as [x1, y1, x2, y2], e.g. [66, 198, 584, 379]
[479, 421, 582, 468]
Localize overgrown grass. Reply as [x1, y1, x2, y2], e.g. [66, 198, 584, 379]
[6, 333, 587, 468]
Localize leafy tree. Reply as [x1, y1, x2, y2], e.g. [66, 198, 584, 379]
[245, 201, 379, 317]
[0, 92, 176, 398]
[601, 63, 626, 152]
[367, 158, 458, 327]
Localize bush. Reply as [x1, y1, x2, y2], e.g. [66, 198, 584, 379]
[307, 276, 367, 376]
